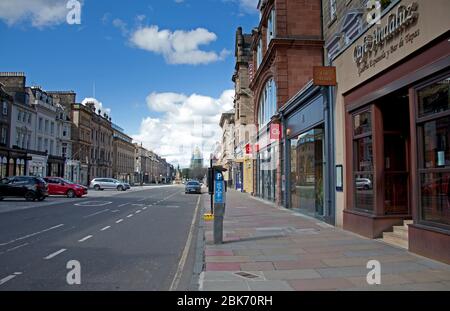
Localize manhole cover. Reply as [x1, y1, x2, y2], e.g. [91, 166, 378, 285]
[234, 272, 261, 279]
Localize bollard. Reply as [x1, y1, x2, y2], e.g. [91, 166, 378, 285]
[213, 203, 225, 244]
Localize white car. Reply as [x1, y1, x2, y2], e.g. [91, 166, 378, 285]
[356, 178, 372, 190]
[90, 178, 128, 191]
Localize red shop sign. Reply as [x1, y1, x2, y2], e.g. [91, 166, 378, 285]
[270, 124, 281, 141]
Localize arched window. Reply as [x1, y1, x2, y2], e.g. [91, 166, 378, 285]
[258, 78, 277, 129]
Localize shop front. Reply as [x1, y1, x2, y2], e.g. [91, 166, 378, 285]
[0, 147, 28, 178]
[333, 0, 450, 263]
[255, 125, 282, 204]
[28, 152, 48, 177]
[281, 84, 335, 224]
[48, 155, 65, 177]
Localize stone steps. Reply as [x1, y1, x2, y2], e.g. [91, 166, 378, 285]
[380, 220, 412, 250]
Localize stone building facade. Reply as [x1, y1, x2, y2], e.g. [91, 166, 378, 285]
[232, 27, 255, 194]
[250, 0, 324, 205]
[112, 124, 135, 184]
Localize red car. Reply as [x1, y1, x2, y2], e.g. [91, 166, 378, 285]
[44, 177, 88, 198]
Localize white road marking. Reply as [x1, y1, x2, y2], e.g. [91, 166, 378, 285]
[143, 207, 148, 210]
[101, 226, 111, 231]
[6, 243, 29, 253]
[135, 210, 141, 214]
[111, 210, 120, 213]
[132, 204, 144, 207]
[116, 219, 124, 224]
[169, 195, 201, 291]
[44, 249, 67, 260]
[0, 274, 20, 286]
[83, 209, 110, 218]
[78, 235, 93, 242]
[118, 203, 130, 207]
[0, 224, 64, 247]
[75, 201, 112, 207]
[127, 214, 133, 218]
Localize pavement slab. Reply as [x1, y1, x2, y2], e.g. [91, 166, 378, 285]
[198, 190, 450, 291]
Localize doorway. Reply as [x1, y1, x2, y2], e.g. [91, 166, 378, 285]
[379, 90, 411, 215]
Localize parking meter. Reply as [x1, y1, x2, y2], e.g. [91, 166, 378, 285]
[213, 167, 227, 244]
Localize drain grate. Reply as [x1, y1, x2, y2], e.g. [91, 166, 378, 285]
[234, 272, 261, 280]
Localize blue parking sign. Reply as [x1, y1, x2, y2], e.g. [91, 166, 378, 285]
[214, 172, 225, 204]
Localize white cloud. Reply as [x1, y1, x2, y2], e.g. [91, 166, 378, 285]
[130, 25, 230, 65]
[0, 0, 78, 28]
[81, 98, 111, 116]
[132, 90, 235, 168]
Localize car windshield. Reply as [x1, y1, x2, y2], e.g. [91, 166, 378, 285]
[187, 181, 199, 186]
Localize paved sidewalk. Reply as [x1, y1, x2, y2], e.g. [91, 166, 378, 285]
[199, 190, 450, 291]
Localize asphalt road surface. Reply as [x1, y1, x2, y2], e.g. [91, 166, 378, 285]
[0, 185, 202, 291]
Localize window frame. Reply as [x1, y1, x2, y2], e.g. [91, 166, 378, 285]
[415, 72, 450, 230]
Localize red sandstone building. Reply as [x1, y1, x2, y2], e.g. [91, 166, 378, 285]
[250, 0, 324, 206]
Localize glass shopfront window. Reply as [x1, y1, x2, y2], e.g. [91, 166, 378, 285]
[417, 75, 450, 228]
[256, 145, 277, 202]
[353, 110, 374, 212]
[290, 126, 325, 218]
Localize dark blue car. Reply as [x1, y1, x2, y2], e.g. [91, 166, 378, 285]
[185, 181, 201, 194]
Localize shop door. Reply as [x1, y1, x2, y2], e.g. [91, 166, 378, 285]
[381, 93, 410, 215]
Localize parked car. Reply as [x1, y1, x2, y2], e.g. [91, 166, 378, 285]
[185, 180, 202, 194]
[356, 178, 373, 190]
[90, 178, 128, 191]
[44, 177, 88, 198]
[123, 183, 131, 190]
[0, 176, 49, 201]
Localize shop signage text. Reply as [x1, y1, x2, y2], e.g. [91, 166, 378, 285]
[313, 66, 337, 86]
[353, 2, 420, 75]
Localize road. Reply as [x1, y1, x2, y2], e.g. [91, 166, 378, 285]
[0, 185, 202, 291]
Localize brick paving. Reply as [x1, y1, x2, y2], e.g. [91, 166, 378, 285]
[198, 190, 450, 291]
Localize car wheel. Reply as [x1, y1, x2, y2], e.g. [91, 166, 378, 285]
[0, 196, 4, 201]
[94, 185, 101, 191]
[67, 190, 76, 198]
[364, 185, 370, 190]
[117, 185, 123, 191]
[37, 196, 46, 202]
[25, 192, 36, 202]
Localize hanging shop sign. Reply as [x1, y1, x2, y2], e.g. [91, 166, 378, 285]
[353, 2, 419, 75]
[313, 66, 337, 86]
[270, 124, 281, 141]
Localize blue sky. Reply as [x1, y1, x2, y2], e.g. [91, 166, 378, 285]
[0, 0, 258, 167]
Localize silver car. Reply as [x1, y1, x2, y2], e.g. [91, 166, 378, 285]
[90, 178, 127, 191]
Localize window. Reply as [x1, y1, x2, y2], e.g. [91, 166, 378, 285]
[258, 78, 277, 129]
[28, 113, 32, 124]
[38, 118, 43, 132]
[18, 110, 22, 122]
[2, 101, 7, 115]
[417, 75, 450, 228]
[352, 110, 374, 212]
[44, 139, 48, 152]
[45, 120, 49, 134]
[267, 9, 276, 47]
[22, 112, 26, 123]
[27, 134, 31, 149]
[330, 0, 337, 20]
[257, 38, 263, 68]
[50, 140, 54, 155]
[50, 122, 55, 136]
[0, 127, 7, 145]
[37, 137, 43, 151]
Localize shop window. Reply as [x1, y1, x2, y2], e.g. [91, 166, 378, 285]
[417, 75, 450, 228]
[290, 127, 325, 217]
[352, 110, 374, 212]
[418, 77, 450, 117]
